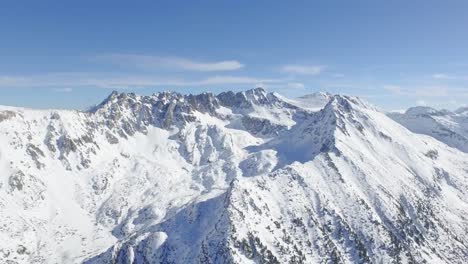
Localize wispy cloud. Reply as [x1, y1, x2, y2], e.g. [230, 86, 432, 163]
[281, 64, 325, 75]
[197, 75, 280, 85]
[254, 83, 268, 89]
[52, 87, 73, 92]
[432, 73, 451, 79]
[331, 73, 345, 78]
[283, 82, 305, 90]
[0, 73, 281, 89]
[383, 85, 402, 94]
[432, 73, 468, 80]
[412, 87, 451, 97]
[95, 54, 244, 72]
[383, 84, 468, 97]
[416, 100, 427, 106]
[448, 100, 467, 108]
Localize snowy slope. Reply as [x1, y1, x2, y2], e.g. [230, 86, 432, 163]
[455, 106, 468, 116]
[388, 106, 468, 153]
[276, 91, 332, 112]
[1, 89, 467, 264]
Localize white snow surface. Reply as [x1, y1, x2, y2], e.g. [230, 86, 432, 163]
[388, 106, 468, 153]
[0, 89, 467, 263]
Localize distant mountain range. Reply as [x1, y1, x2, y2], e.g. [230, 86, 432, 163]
[388, 106, 468, 153]
[1, 88, 467, 263]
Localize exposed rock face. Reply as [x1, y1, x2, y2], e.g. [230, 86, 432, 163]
[0, 89, 467, 263]
[241, 116, 288, 136]
[91, 91, 222, 133]
[217, 88, 281, 109]
[26, 144, 45, 169]
[9, 171, 26, 191]
[0, 110, 17, 122]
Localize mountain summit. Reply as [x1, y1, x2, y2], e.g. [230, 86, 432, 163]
[1, 89, 467, 263]
[388, 106, 468, 153]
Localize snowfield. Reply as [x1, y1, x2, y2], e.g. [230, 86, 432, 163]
[388, 106, 468, 153]
[0, 88, 467, 263]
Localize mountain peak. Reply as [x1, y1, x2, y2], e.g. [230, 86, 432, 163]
[89, 91, 138, 112]
[246, 86, 267, 95]
[107, 90, 119, 100]
[297, 91, 332, 100]
[389, 104, 468, 153]
[325, 94, 372, 114]
[455, 106, 468, 116]
[217, 88, 287, 110]
[92, 90, 120, 109]
[404, 106, 438, 116]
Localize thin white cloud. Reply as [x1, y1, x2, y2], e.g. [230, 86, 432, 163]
[254, 83, 268, 89]
[383, 85, 468, 97]
[283, 82, 305, 90]
[432, 73, 451, 79]
[331, 73, 345, 78]
[281, 64, 325, 75]
[413, 87, 450, 97]
[416, 100, 427, 106]
[196, 76, 279, 85]
[446, 100, 468, 109]
[383, 85, 402, 94]
[95, 54, 244, 72]
[52, 87, 73, 92]
[432, 73, 468, 80]
[0, 73, 281, 89]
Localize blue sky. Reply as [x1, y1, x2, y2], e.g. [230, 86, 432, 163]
[1, 0, 467, 110]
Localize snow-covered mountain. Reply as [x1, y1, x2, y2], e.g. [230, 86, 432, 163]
[388, 106, 468, 153]
[1, 88, 467, 264]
